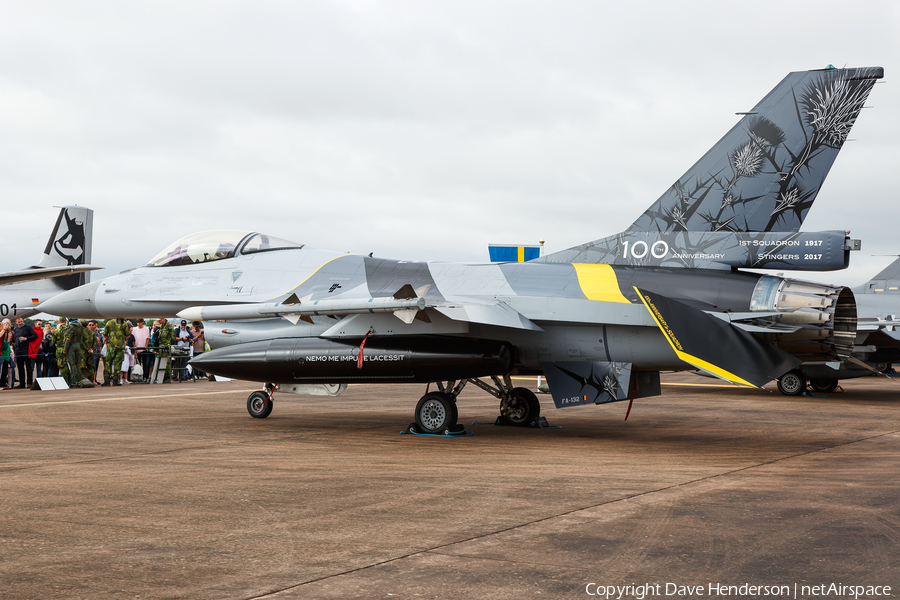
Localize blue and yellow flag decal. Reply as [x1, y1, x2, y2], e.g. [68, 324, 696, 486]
[488, 245, 541, 263]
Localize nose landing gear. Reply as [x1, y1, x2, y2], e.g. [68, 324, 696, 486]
[247, 384, 276, 418]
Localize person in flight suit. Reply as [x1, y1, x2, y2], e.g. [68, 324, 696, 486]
[102, 318, 132, 386]
[153, 318, 176, 383]
[64, 319, 84, 387]
[53, 318, 69, 382]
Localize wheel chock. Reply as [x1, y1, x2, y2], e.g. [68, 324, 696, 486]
[471, 416, 561, 429]
[401, 423, 472, 437]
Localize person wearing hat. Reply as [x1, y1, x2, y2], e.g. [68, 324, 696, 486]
[173, 320, 193, 381]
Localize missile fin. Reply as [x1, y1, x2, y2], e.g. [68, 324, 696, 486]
[393, 309, 418, 324]
[393, 284, 417, 300]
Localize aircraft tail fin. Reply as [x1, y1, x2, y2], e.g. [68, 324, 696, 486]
[36, 206, 94, 290]
[630, 66, 883, 234]
[857, 256, 900, 295]
[867, 256, 900, 283]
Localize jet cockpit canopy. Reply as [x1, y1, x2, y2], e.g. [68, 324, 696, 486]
[146, 230, 305, 267]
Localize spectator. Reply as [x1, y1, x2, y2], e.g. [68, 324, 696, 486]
[52, 318, 69, 382]
[31, 319, 45, 379]
[1, 319, 14, 389]
[173, 320, 193, 381]
[86, 320, 103, 384]
[123, 330, 135, 383]
[102, 318, 131, 387]
[41, 323, 57, 378]
[151, 318, 175, 383]
[191, 321, 206, 379]
[131, 318, 152, 382]
[13, 317, 37, 388]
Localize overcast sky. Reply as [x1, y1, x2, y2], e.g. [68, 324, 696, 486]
[2, 0, 898, 287]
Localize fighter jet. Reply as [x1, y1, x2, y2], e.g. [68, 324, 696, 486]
[39, 67, 882, 433]
[774, 256, 900, 395]
[0, 206, 99, 320]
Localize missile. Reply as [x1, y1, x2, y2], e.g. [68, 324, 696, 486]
[190, 336, 513, 384]
[178, 283, 432, 324]
[177, 296, 427, 322]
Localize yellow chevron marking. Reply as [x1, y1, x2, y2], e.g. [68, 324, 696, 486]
[634, 287, 757, 388]
[573, 263, 630, 303]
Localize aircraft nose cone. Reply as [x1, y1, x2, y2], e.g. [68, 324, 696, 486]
[37, 279, 104, 319]
[189, 342, 272, 382]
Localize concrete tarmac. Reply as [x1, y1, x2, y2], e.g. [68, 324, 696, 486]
[1, 373, 898, 599]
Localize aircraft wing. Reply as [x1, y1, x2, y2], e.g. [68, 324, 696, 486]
[0, 265, 102, 286]
[432, 301, 543, 331]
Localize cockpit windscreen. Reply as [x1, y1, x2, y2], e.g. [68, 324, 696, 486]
[146, 230, 250, 267]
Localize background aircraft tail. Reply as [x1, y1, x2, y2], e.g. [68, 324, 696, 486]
[630, 66, 882, 234]
[35, 206, 94, 289]
[856, 256, 900, 295]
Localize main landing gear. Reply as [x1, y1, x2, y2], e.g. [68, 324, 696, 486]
[246, 376, 543, 433]
[776, 370, 807, 396]
[412, 375, 541, 434]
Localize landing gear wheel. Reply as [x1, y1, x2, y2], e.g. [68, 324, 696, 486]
[809, 378, 838, 393]
[499, 387, 541, 426]
[247, 391, 273, 418]
[777, 370, 807, 396]
[415, 392, 457, 434]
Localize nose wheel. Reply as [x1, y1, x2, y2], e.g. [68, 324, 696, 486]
[247, 384, 276, 418]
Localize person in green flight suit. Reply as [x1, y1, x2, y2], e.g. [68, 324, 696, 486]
[153, 318, 176, 383]
[53, 317, 69, 382]
[64, 319, 84, 387]
[80, 320, 96, 385]
[103, 318, 132, 386]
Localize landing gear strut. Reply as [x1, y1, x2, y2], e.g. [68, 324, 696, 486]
[247, 383, 276, 418]
[413, 374, 541, 433]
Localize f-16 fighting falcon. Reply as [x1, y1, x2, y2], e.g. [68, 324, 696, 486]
[0, 206, 99, 320]
[40, 66, 882, 433]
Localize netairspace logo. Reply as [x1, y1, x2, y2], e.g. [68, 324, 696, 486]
[584, 582, 893, 599]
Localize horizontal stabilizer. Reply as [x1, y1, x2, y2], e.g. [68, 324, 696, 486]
[0, 265, 102, 287]
[634, 286, 801, 387]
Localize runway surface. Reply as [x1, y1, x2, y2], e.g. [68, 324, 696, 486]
[1, 373, 898, 599]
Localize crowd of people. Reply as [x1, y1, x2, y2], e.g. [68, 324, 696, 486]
[0, 316, 206, 389]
